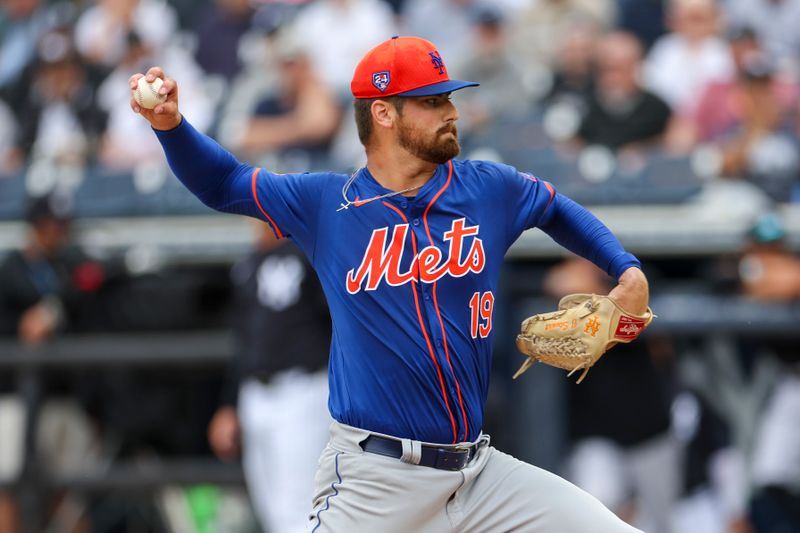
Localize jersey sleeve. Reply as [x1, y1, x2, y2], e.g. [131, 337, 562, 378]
[250, 168, 326, 250]
[477, 161, 557, 245]
[154, 117, 325, 253]
[478, 160, 640, 280]
[538, 194, 641, 280]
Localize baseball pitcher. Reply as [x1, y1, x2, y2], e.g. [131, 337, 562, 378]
[131, 36, 652, 533]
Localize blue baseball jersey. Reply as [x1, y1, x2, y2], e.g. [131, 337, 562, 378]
[155, 119, 640, 444]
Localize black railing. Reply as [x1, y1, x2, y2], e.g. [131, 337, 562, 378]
[0, 331, 242, 533]
[2, 295, 799, 532]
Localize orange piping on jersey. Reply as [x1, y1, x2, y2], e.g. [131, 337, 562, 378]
[422, 161, 470, 442]
[430, 278, 468, 442]
[250, 168, 284, 239]
[422, 161, 454, 248]
[353, 196, 375, 208]
[383, 200, 457, 443]
[542, 180, 556, 214]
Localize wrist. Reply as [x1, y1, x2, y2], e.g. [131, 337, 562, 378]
[609, 267, 649, 314]
[619, 266, 645, 283]
[151, 114, 183, 132]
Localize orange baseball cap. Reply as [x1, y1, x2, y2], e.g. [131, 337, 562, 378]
[351, 36, 479, 99]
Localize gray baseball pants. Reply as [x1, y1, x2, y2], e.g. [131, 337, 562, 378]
[307, 421, 643, 532]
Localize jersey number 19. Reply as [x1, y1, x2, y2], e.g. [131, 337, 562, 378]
[469, 291, 494, 339]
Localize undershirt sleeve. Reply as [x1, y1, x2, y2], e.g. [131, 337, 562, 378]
[538, 193, 641, 280]
[153, 116, 325, 252]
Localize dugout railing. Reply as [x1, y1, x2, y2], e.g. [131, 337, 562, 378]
[0, 331, 244, 533]
[1, 295, 799, 531]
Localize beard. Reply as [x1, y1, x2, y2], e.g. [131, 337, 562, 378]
[397, 119, 460, 164]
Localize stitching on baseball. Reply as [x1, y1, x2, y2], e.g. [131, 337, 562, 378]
[134, 80, 164, 108]
[148, 81, 163, 102]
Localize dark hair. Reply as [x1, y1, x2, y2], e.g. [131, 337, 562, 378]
[353, 96, 405, 146]
[25, 193, 74, 226]
[726, 25, 758, 44]
[742, 53, 774, 81]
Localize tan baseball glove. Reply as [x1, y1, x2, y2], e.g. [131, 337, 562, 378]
[514, 294, 654, 384]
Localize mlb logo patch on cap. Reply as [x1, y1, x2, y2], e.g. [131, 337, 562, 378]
[372, 71, 390, 92]
[351, 36, 479, 99]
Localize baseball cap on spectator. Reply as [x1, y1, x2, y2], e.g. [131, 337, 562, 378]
[252, 3, 301, 36]
[37, 29, 79, 66]
[741, 52, 774, 80]
[351, 36, 478, 98]
[25, 193, 74, 226]
[750, 213, 786, 243]
[472, 4, 504, 26]
[725, 25, 758, 43]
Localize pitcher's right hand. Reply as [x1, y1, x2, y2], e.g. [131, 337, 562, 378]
[129, 66, 182, 131]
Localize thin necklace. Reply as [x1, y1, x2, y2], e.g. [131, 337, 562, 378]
[338, 171, 422, 211]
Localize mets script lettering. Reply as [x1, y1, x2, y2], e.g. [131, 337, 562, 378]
[346, 218, 485, 294]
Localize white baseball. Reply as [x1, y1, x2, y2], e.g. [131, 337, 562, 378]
[133, 76, 167, 109]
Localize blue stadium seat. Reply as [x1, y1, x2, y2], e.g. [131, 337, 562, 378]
[0, 174, 27, 220]
[74, 169, 142, 217]
[148, 174, 212, 216]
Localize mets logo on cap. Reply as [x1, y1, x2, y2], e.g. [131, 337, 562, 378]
[351, 36, 479, 99]
[372, 71, 390, 92]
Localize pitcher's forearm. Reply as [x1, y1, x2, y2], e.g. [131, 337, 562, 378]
[540, 194, 640, 280]
[154, 117, 256, 215]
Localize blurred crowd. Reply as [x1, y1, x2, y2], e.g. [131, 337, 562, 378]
[0, 1, 799, 532]
[0, 0, 798, 208]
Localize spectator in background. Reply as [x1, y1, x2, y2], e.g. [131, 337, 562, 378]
[192, 0, 254, 79]
[509, 0, 616, 82]
[686, 27, 799, 141]
[96, 31, 214, 170]
[643, 0, 733, 117]
[0, 194, 108, 344]
[0, 0, 50, 89]
[73, 0, 177, 68]
[543, 257, 678, 533]
[288, 0, 396, 96]
[0, 193, 106, 533]
[750, 375, 800, 531]
[0, 96, 20, 174]
[704, 50, 799, 201]
[207, 222, 331, 533]
[402, 0, 478, 72]
[615, 0, 667, 51]
[684, 212, 800, 533]
[722, 0, 800, 78]
[670, 389, 747, 533]
[214, 8, 295, 159]
[543, 21, 598, 107]
[450, 5, 528, 135]
[685, 28, 800, 187]
[737, 213, 800, 301]
[13, 29, 106, 166]
[227, 33, 342, 166]
[735, 213, 800, 532]
[576, 32, 672, 151]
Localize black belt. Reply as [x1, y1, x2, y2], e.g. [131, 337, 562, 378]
[360, 435, 484, 471]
